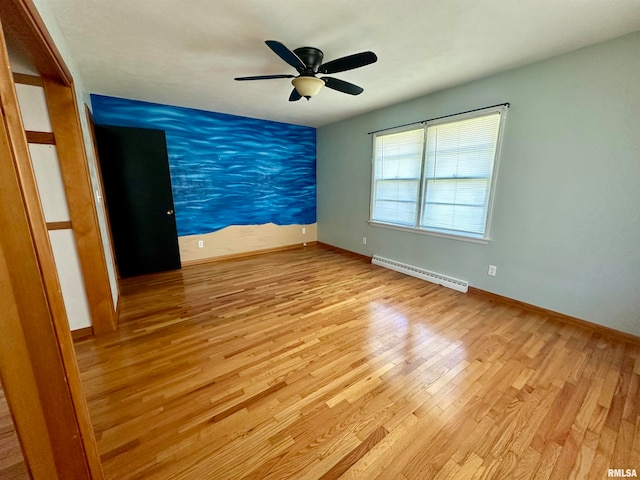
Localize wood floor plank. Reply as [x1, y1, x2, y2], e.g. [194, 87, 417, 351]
[74, 245, 640, 479]
[0, 385, 28, 480]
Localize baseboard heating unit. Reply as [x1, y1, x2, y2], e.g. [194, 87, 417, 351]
[371, 255, 469, 293]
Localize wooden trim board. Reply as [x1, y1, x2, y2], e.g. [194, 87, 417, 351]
[0, 60, 59, 480]
[44, 78, 116, 334]
[12, 71, 42, 86]
[26, 130, 55, 144]
[46, 221, 72, 230]
[71, 326, 94, 341]
[84, 104, 121, 289]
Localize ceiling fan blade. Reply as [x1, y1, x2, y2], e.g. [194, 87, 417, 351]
[265, 40, 306, 71]
[319, 51, 377, 74]
[235, 74, 296, 81]
[289, 88, 302, 102]
[322, 77, 364, 95]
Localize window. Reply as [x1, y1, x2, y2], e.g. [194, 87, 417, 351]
[371, 127, 424, 226]
[370, 105, 507, 241]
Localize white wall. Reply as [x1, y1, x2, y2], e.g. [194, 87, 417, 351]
[317, 32, 640, 336]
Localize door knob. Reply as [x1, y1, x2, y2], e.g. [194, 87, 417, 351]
[166, 209, 174, 215]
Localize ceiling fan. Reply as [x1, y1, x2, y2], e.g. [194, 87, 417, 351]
[235, 40, 377, 102]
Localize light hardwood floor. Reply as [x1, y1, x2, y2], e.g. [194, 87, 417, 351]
[75, 245, 640, 479]
[0, 385, 28, 480]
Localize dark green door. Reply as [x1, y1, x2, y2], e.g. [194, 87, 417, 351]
[95, 125, 181, 277]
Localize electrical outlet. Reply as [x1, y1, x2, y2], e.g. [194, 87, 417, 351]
[488, 265, 497, 276]
[302, 227, 306, 234]
[362, 236, 367, 245]
[198, 240, 204, 249]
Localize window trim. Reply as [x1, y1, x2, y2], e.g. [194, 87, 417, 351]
[368, 219, 491, 244]
[369, 105, 508, 243]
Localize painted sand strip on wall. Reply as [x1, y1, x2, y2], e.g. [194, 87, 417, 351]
[179, 223, 317, 264]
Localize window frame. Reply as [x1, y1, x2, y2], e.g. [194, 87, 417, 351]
[369, 105, 508, 243]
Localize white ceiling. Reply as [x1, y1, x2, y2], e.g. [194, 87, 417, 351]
[45, 0, 640, 128]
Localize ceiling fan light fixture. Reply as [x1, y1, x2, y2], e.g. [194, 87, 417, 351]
[292, 76, 324, 98]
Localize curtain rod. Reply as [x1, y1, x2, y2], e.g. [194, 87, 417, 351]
[367, 102, 510, 135]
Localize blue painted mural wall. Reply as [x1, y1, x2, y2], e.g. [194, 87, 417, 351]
[90, 94, 316, 237]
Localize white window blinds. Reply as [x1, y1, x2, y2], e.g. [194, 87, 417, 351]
[372, 127, 424, 226]
[421, 112, 502, 236]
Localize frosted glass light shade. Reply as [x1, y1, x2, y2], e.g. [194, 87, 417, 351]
[292, 76, 324, 97]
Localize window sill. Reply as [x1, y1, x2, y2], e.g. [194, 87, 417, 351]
[369, 221, 490, 244]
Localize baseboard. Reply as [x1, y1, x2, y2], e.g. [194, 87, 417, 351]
[316, 242, 371, 262]
[181, 242, 317, 267]
[468, 287, 640, 346]
[71, 326, 94, 342]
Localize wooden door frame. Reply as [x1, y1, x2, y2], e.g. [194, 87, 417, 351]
[44, 77, 117, 334]
[85, 105, 122, 282]
[1, 0, 116, 334]
[0, 0, 110, 478]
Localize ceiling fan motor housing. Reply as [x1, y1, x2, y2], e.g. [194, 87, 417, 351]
[293, 47, 324, 74]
